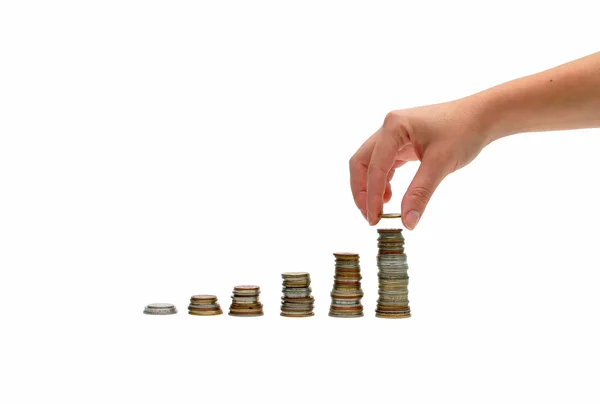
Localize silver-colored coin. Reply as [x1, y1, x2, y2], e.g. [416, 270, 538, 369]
[143, 303, 177, 315]
[232, 292, 260, 297]
[378, 290, 409, 296]
[379, 280, 410, 285]
[147, 303, 174, 309]
[283, 288, 312, 296]
[188, 303, 220, 309]
[331, 299, 362, 305]
[231, 296, 259, 301]
[378, 300, 410, 306]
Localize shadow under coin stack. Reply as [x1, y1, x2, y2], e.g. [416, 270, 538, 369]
[188, 295, 223, 316]
[228, 285, 264, 317]
[376, 229, 411, 318]
[329, 253, 364, 318]
[280, 272, 314, 317]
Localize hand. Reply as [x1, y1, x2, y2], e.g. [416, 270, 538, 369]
[349, 98, 492, 229]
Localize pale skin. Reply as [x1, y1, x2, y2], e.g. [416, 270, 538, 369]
[350, 52, 600, 229]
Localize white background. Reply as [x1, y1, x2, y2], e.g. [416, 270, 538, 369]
[1, 1, 599, 403]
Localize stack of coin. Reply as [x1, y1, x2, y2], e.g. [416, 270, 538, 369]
[281, 272, 314, 317]
[376, 228, 411, 318]
[228, 285, 264, 317]
[143, 303, 177, 315]
[188, 294, 223, 316]
[329, 253, 364, 318]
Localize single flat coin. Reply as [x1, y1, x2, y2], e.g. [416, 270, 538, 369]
[147, 303, 175, 309]
[143, 303, 177, 315]
[376, 313, 411, 319]
[281, 312, 314, 317]
[333, 252, 359, 258]
[234, 285, 260, 291]
[282, 272, 310, 277]
[188, 305, 222, 311]
[188, 310, 223, 316]
[379, 213, 402, 219]
[191, 295, 217, 301]
[377, 228, 404, 233]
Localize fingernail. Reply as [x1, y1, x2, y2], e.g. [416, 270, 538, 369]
[405, 210, 420, 230]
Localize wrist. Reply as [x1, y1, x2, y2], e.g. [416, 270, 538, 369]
[454, 91, 510, 145]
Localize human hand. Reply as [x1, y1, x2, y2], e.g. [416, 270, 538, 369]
[349, 99, 493, 229]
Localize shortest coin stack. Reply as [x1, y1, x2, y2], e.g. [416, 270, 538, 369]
[281, 272, 315, 317]
[143, 303, 177, 315]
[188, 295, 223, 316]
[229, 285, 264, 317]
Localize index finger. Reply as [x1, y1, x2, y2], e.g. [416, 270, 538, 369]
[366, 127, 408, 225]
[349, 133, 378, 218]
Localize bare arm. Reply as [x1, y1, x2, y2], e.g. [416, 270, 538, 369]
[478, 52, 600, 140]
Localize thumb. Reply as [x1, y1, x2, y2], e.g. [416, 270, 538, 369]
[401, 154, 451, 230]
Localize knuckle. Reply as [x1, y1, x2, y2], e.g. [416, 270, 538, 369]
[409, 186, 433, 206]
[383, 111, 401, 129]
[382, 111, 411, 147]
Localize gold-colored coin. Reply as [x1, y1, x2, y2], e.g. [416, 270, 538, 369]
[281, 312, 314, 318]
[379, 213, 402, 219]
[376, 313, 411, 319]
[282, 272, 310, 278]
[188, 310, 223, 316]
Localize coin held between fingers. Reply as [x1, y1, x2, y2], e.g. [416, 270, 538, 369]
[379, 213, 402, 219]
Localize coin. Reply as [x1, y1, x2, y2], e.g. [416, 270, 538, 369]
[282, 297, 314, 302]
[147, 303, 174, 309]
[281, 312, 315, 318]
[189, 305, 225, 311]
[188, 303, 220, 309]
[333, 252, 359, 258]
[191, 295, 218, 303]
[143, 303, 177, 315]
[189, 310, 224, 316]
[191, 294, 217, 300]
[379, 213, 402, 219]
[281, 272, 310, 279]
[376, 312, 411, 318]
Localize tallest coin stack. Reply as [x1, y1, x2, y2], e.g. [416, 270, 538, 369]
[375, 229, 411, 318]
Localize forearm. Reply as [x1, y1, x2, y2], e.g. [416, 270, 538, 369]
[469, 52, 600, 141]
